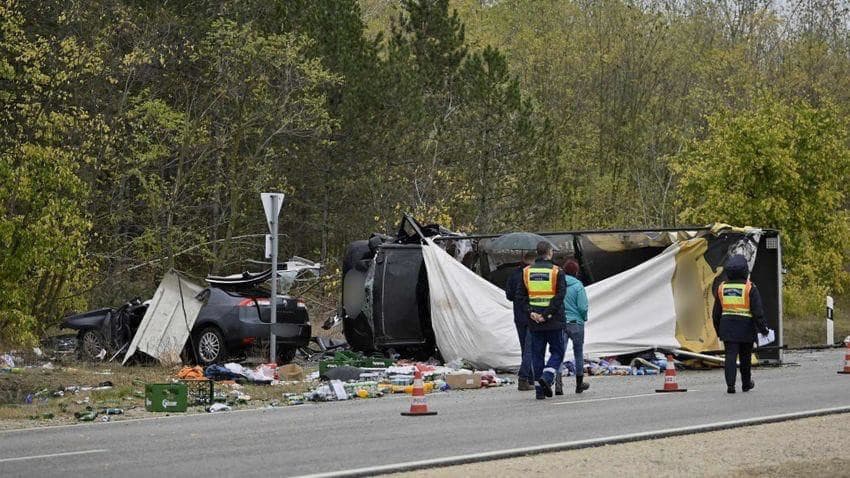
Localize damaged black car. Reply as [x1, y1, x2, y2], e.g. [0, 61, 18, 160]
[64, 267, 314, 365]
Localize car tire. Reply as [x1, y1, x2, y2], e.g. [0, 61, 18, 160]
[77, 329, 105, 361]
[194, 327, 226, 365]
[276, 346, 297, 365]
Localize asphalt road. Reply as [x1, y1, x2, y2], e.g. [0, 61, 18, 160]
[1, 349, 848, 477]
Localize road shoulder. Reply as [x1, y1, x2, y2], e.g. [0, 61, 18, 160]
[392, 413, 850, 478]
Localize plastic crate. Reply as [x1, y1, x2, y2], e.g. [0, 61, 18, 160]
[145, 383, 188, 412]
[356, 357, 395, 368]
[181, 380, 215, 406]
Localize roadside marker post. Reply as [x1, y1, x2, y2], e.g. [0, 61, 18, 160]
[261, 192, 285, 364]
[827, 295, 834, 346]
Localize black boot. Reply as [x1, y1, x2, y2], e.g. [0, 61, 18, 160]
[537, 372, 554, 398]
[575, 375, 589, 394]
[555, 372, 564, 395]
[518, 378, 534, 391]
[742, 380, 755, 392]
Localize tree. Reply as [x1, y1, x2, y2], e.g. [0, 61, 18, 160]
[0, 0, 100, 344]
[450, 46, 559, 231]
[671, 94, 850, 313]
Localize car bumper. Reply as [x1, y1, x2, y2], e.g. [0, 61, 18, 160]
[228, 321, 311, 349]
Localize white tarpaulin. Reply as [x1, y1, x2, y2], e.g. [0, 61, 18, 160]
[421, 238, 681, 370]
[123, 271, 204, 364]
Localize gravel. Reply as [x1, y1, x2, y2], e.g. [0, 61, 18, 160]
[394, 413, 850, 477]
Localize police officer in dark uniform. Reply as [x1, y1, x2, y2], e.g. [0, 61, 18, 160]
[506, 250, 538, 391]
[712, 254, 770, 394]
[516, 241, 567, 400]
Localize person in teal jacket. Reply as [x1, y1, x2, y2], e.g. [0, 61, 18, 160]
[555, 259, 590, 394]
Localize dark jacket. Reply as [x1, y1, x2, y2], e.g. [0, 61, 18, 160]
[712, 255, 769, 343]
[515, 259, 567, 332]
[505, 266, 527, 325]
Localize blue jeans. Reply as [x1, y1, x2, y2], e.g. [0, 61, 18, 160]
[564, 322, 585, 377]
[530, 328, 566, 383]
[515, 322, 533, 381]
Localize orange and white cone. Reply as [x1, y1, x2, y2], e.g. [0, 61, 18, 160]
[401, 370, 437, 416]
[655, 354, 687, 393]
[837, 342, 850, 374]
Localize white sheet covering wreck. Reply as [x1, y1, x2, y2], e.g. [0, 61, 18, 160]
[123, 271, 204, 364]
[422, 238, 681, 370]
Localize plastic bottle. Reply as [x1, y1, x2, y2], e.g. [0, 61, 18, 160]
[75, 410, 98, 421]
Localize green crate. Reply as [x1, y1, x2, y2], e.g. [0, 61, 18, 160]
[319, 359, 347, 376]
[319, 354, 394, 375]
[145, 383, 188, 412]
[356, 357, 394, 368]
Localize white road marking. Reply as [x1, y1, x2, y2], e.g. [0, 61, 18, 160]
[295, 405, 850, 478]
[0, 449, 107, 464]
[551, 391, 699, 405]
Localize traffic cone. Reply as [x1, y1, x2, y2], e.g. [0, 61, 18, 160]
[401, 369, 437, 416]
[655, 354, 687, 393]
[837, 342, 850, 374]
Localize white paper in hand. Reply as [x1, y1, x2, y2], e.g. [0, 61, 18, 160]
[757, 328, 775, 347]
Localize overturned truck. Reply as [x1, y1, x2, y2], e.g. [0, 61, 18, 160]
[341, 215, 783, 365]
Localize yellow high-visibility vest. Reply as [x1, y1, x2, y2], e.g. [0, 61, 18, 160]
[523, 265, 559, 308]
[717, 281, 753, 317]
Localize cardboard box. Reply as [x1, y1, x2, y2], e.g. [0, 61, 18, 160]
[445, 372, 482, 389]
[279, 364, 305, 382]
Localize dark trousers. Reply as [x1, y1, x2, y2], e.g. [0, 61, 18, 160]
[514, 322, 533, 381]
[530, 328, 566, 383]
[724, 341, 753, 387]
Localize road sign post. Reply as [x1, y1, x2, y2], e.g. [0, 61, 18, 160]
[827, 295, 835, 346]
[261, 193, 285, 363]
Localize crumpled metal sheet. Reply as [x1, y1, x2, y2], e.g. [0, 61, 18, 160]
[122, 271, 204, 365]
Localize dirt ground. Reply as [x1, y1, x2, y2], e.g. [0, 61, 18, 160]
[0, 359, 313, 430]
[395, 413, 850, 478]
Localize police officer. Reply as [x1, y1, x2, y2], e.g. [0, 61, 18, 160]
[712, 254, 770, 394]
[506, 250, 538, 391]
[516, 241, 567, 400]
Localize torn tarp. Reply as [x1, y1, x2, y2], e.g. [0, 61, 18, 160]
[421, 238, 681, 370]
[122, 271, 204, 364]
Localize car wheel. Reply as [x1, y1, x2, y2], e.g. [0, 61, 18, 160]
[195, 327, 226, 365]
[276, 346, 297, 365]
[78, 330, 105, 361]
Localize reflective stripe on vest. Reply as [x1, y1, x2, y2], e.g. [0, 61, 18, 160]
[523, 266, 559, 308]
[718, 281, 753, 317]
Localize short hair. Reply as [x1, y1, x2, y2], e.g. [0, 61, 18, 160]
[536, 241, 553, 257]
[563, 259, 580, 277]
[522, 251, 537, 263]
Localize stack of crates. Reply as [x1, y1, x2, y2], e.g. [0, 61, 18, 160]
[319, 351, 394, 375]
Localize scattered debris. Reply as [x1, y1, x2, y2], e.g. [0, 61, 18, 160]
[177, 366, 205, 380]
[74, 408, 98, 421]
[228, 390, 251, 404]
[207, 403, 231, 413]
[278, 364, 304, 382]
[2, 353, 15, 368]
